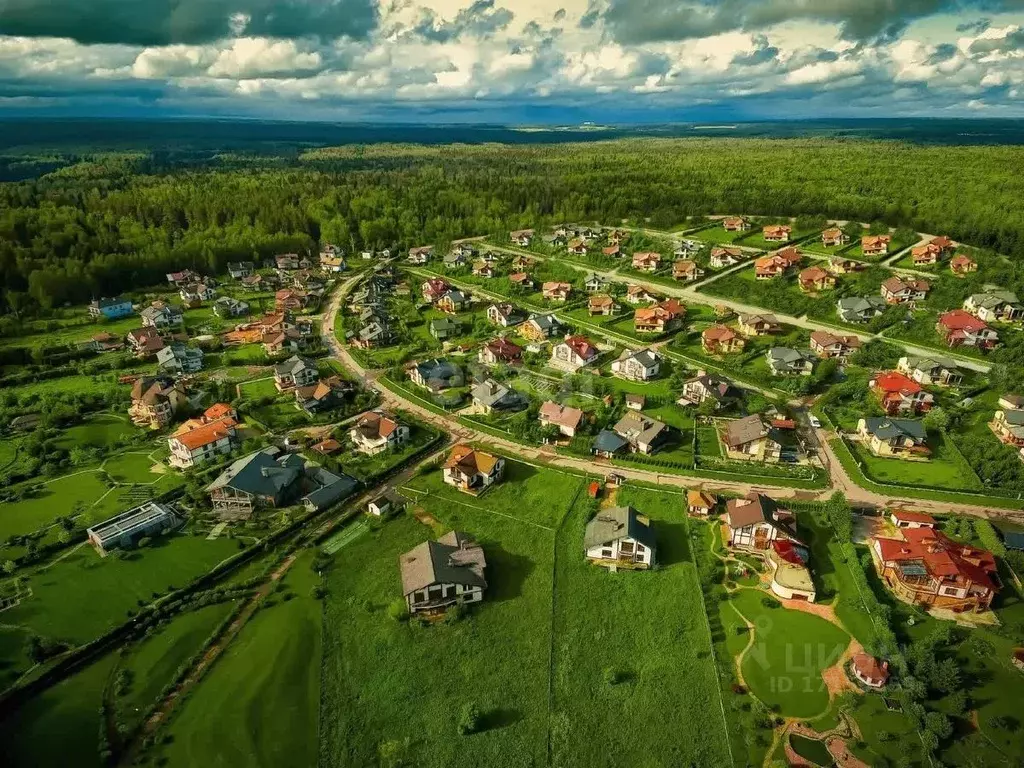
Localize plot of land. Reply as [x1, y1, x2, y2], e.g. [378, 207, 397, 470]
[847, 436, 982, 492]
[53, 413, 140, 450]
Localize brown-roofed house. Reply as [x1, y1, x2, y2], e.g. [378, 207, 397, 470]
[588, 294, 619, 316]
[702, 325, 745, 354]
[442, 444, 506, 494]
[861, 234, 892, 255]
[672, 259, 705, 282]
[798, 265, 837, 293]
[809, 330, 862, 361]
[851, 653, 890, 688]
[400, 531, 487, 615]
[821, 227, 849, 247]
[538, 401, 585, 437]
[881, 276, 930, 305]
[950, 254, 977, 276]
[631, 252, 661, 272]
[762, 224, 792, 242]
[687, 490, 718, 516]
[723, 216, 748, 231]
[349, 410, 410, 455]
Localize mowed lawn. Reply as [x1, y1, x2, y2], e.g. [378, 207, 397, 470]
[849, 436, 982, 491]
[4, 534, 238, 648]
[53, 413, 141, 450]
[118, 602, 235, 733]
[0, 469, 112, 540]
[551, 486, 731, 767]
[102, 451, 162, 484]
[0, 651, 117, 768]
[728, 589, 849, 718]
[319, 463, 582, 768]
[156, 552, 322, 768]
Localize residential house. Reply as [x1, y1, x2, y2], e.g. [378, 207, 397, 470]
[963, 290, 1024, 323]
[871, 527, 998, 612]
[950, 254, 977, 275]
[675, 239, 702, 256]
[166, 269, 200, 286]
[897, 356, 963, 387]
[472, 260, 497, 279]
[88, 296, 133, 320]
[87, 502, 179, 555]
[990, 408, 1024, 447]
[521, 313, 562, 341]
[881, 277, 930, 305]
[702, 325, 745, 354]
[722, 217, 748, 231]
[274, 355, 319, 391]
[422, 278, 450, 303]
[471, 379, 525, 414]
[86, 332, 124, 353]
[275, 253, 301, 271]
[442, 251, 468, 269]
[437, 290, 471, 314]
[542, 281, 573, 302]
[487, 303, 525, 327]
[584, 506, 656, 570]
[612, 412, 668, 455]
[672, 259, 705, 282]
[156, 344, 204, 375]
[625, 284, 659, 305]
[762, 224, 792, 242]
[127, 327, 166, 356]
[631, 252, 661, 272]
[930, 235, 956, 253]
[591, 430, 630, 458]
[709, 247, 745, 269]
[206, 447, 355, 519]
[263, 327, 305, 355]
[400, 531, 487, 615]
[295, 376, 352, 414]
[890, 509, 938, 529]
[239, 274, 267, 291]
[837, 295, 887, 324]
[349, 410, 410, 455]
[625, 394, 645, 411]
[936, 310, 999, 350]
[724, 493, 799, 550]
[408, 358, 463, 392]
[567, 239, 589, 255]
[140, 302, 184, 329]
[869, 371, 935, 415]
[408, 245, 434, 264]
[821, 227, 849, 247]
[999, 394, 1024, 410]
[275, 289, 308, 313]
[602, 244, 621, 258]
[911, 243, 942, 265]
[368, 489, 407, 517]
[539, 401, 585, 437]
[677, 373, 735, 409]
[319, 251, 346, 273]
[168, 404, 239, 469]
[610, 348, 661, 381]
[588, 294, 620, 316]
[509, 272, 535, 290]
[478, 337, 523, 365]
[179, 282, 216, 304]
[512, 254, 536, 271]
[429, 317, 460, 341]
[354, 322, 393, 349]
[213, 296, 249, 318]
[861, 234, 892, 256]
[798, 266, 837, 293]
[810, 330, 862, 361]
[723, 415, 782, 462]
[830, 257, 861, 274]
[128, 376, 187, 428]
[766, 347, 815, 376]
[688, 490, 718, 516]
[510, 229, 534, 246]
[550, 336, 599, 371]
[442, 444, 505, 494]
[737, 312, 780, 337]
[755, 247, 801, 279]
[634, 302, 682, 334]
[857, 417, 930, 458]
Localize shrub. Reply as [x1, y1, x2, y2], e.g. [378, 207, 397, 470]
[603, 666, 622, 686]
[387, 599, 409, 622]
[444, 602, 466, 624]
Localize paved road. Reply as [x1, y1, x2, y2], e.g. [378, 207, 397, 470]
[322, 271, 1024, 521]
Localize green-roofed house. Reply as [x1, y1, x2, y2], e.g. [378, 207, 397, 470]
[583, 506, 656, 570]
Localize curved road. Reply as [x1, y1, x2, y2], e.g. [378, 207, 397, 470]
[323, 271, 1022, 522]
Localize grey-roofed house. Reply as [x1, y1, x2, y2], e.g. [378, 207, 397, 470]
[368, 489, 408, 517]
[408, 358, 463, 392]
[205, 447, 356, 520]
[400, 531, 488, 615]
[274, 355, 319, 391]
[837, 295, 887, 324]
[584, 273, 610, 292]
[437, 289, 471, 314]
[87, 501, 179, 555]
[443, 251, 469, 269]
[156, 344, 204, 374]
[963, 289, 1024, 323]
[583, 506, 656, 569]
[897, 355, 963, 387]
[471, 379, 526, 414]
[857, 417, 929, 458]
[591, 429, 630, 457]
[522, 313, 562, 341]
[612, 412, 668, 455]
[140, 303, 184, 329]
[356, 321, 394, 348]
[430, 317, 461, 341]
[213, 296, 250, 318]
[610, 348, 662, 382]
[723, 415, 782, 462]
[766, 347, 815, 376]
[228, 261, 255, 279]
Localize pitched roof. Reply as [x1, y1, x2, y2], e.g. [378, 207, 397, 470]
[871, 371, 922, 395]
[352, 410, 401, 440]
[874, 528, 996, 591]
[725, 492, 789, 531]
[890, 509, 936, 524]
[938, 309, 989, 332]
[562, 335, 598, 359]
[724, 414, 768, 448]
[539, 401, 584, 429]
[444, 444, 501, 475]
[400, 531, 487, 596]
[613, 411, 667, 446]
[583, 506, 656, 550]
[617, 347, 661, 368]
[482, 337, 523, 361]
[703, 325, 738, 342]
[592, 429, 630, 454]
[861, 417, 927, 441]
[172, 416, 237, 450]
[206, 448, 303, 497]
[688, 490, 717, 509]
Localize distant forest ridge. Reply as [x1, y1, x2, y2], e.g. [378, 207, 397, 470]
[3, 117, 1024, 154]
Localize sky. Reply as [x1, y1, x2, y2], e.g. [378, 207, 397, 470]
[3, 1, 1024, 122]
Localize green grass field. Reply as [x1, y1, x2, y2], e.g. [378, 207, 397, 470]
[849, 435, 982, 491]
[0, 469, 112, 541]
[103, 451, 160, 484]
[53, 413, 140, 450]
[727, 588, 850, 718]
[551, 486, 731, 766]
[117, 602, 234, 732]
[154, 552, 322, 768]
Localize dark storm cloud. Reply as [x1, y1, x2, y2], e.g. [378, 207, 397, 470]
[0, 0, 378, 45]
[590, 0, 1008, 45]
[927, 42, 959, 62]
[956, 18, 990, 33]
[410, 0, 514, 44]
[731, 35, 780, 67]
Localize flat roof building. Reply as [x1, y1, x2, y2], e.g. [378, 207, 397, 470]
[87, 501, 179, 555]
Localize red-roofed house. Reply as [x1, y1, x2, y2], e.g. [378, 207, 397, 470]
[851, 654, 890, 688]
[871, 527, 999, 613]
[723, 217, 748, 231]
[550, 335, 599, 371]
[478, 337, 523, 365]
[349, 410, 410, 455]
[912, 243, 942, 265]
[950, 254, 977, 276]
[869, 371, 935, 415]
[538, 401, 585, 437]
[890, 509, 938, 529]
[936, 310, 999, 350]
[168, 405, 239, 469]
[762, 224, 792, 242]
[861, 234, 892, 255]
[799, 266, 837, 293]
[631, 252, 661, 272]
[422, 278, 450, 303]
[634, 305, 680, 334]
[602, 244, 621, 257]
[702, 325, 745, 355]
[809, 331, 861, 361]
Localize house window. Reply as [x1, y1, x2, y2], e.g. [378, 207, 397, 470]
[601, 548, 613, 558]
[942, 587, 959, 596]
[635, 544, 645, 553]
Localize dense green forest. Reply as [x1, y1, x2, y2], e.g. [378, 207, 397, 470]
[5, 137, 1024, 316]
